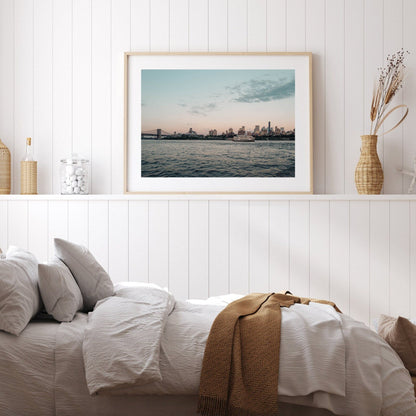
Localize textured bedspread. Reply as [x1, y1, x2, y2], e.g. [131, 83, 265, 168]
[0, 283, 415, 416]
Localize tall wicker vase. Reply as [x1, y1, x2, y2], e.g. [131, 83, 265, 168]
[355, 135, 383, 194]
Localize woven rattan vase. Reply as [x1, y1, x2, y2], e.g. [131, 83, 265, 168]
[0, 139, 11, 194]
[355, 135, 383, 194]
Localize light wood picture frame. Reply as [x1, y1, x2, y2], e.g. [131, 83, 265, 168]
[124, 52, 313, 194]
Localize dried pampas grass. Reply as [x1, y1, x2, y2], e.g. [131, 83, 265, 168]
[370, 49, 409, 136]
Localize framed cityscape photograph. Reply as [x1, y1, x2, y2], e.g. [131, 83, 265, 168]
[124, 52, 312, 194]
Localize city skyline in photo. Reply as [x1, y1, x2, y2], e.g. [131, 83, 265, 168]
[141, 69, 295, 135]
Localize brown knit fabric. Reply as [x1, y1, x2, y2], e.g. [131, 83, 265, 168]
[197, 292, 341, 416]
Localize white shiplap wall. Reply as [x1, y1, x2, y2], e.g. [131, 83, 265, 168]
[1, 0, 416, 194]
[1, 195, 416, 327]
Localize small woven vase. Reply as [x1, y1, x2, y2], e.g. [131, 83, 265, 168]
[355, 135, 383, 194]
[0, 139, 11, 194]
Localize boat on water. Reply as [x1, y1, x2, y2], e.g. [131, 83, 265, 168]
[232, 134, 255, 142]
[233, 125, 255, 142]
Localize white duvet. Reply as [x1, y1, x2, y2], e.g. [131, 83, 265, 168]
[81, 283, 416, 416]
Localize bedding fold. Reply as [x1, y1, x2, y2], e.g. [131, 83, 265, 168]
[82, 283, 175, 395]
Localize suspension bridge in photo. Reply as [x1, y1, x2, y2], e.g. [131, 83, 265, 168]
[141, 129, 172, 139]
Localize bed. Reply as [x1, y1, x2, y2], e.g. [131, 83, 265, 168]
[1, 242, 415, 416]
[0, 282, 415, 416]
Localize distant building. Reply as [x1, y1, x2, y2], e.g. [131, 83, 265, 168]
[253, 125, 260, 135]
[238, 126, 246, 135]
[188, 127, 197, 135]
[268, 121, 271, 135]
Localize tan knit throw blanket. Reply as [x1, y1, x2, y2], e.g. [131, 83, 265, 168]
[197, 292, 341, 416]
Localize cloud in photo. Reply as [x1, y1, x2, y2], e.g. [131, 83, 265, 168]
[186, 102, 218, 117]
[229, 76, 295, 103]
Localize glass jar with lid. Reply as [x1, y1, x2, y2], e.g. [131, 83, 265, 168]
[60, 154, 89, 195]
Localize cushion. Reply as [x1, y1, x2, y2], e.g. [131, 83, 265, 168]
[378, 314, 416, 376]
[0, 246, 41, 335]
[54, 238, 114, 311]
[38, 259, 84, 322]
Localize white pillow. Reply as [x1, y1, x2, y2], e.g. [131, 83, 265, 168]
[0, 247, 41, 335]
[38, 259, 83, 322]
[54, 238, 114, 311]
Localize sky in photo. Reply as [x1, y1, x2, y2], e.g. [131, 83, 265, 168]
[141, 69, 295, 135]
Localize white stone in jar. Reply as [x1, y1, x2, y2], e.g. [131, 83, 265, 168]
[71, 181, 78, 187]
[70, 175, 77, 181]
[81, 185, 86, 192]
[73, 187, 80, 194]
[75, 168, 84, 176]
[66, 185, 73, 193]
[66, 165, 75, 176]
[65, 179, 71, 186]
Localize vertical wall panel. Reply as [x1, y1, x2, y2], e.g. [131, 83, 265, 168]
[189, 200, 209, 298]
[150, 0, 170, 51]
[68, 200, 89, 246]
[411, 201, 416, 318]
[306, 0, 325, 194]
[344, 0, 364, 194]
[229, 201, 249, 294]
[131, 0, 150, 51]
[247, 0, 266, 51]
[209, 201, 229, 296]
[0, 0, 14, 191]
[349, 201, 370, 324]
[8, 201, 28, 248]
[28, 200, 48, 262]
[128, 200, 149, 282]
[289, 201, 309, 296]
[249, 201, 269, 292]
[389, 201, 410, 317]
[369, 201, 389, 326]
[383, 0, 403, 194]
[170, 0, 188, 51]
[228, 0, 248, 52]
[14, 0, 34, 195]
[309, 201, 330, 299]
[286, 0, 305, 51]
[325, 0, 345, 193]
[267, 0, 286, 52]
[0, 201, 8, 251]
[148, 200, 169, 288]
[208, 0, 227, 51]
[34, 0, 53, 194]
[109, 200, 129, 282]
[73, 0, 92, 171]
[48, 200, 68, 259]
[403, 0, 416, 195]
[88, 200, 109, 271]
[52, 0, 73, 193]
[189, 0, 208, 51]
[91, 0, 112, 193]
[330, 201, 350, 314]
[364, 0, 383, 171]
[111, 0, 130, 194]
[169, 201, 189, 299]
[269, 201, 289, 291]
